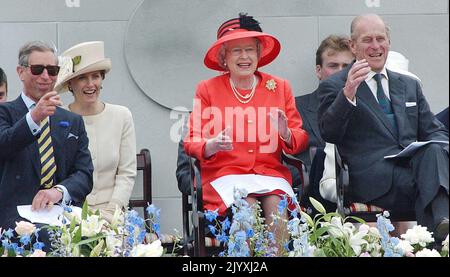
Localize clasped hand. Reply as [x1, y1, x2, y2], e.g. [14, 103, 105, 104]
[204, 126, 233, 158]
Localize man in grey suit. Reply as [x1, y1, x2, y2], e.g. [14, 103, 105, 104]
[0, 41, 93, 229]
[295, 35, 354, 170]
[318, 14, 449, 241]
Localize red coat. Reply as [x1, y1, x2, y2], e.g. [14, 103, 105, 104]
[184, 71, 308, 214]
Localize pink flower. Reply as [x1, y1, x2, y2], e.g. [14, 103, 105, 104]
[29, 250, 47, 257]
[15, 221, 36, 236]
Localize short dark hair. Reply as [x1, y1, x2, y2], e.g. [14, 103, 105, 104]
[315, 35, 351, 66]
[0, 67, 7, 91]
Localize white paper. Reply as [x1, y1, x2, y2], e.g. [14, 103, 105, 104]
[210, 174, 295, 207]
[17, 205, 81, 226]
[384, 140, 449, 159]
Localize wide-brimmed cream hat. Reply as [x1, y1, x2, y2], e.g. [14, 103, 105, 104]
[55, 41, 111, 92]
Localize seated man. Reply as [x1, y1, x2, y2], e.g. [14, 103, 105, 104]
[0, 41, 93, 230]
[294, 35, 354, 210]
[318, 14, 449, 241]
[319, 50, 426, 204]
[295, 35, 353, 171]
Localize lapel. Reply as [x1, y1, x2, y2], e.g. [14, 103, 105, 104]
[13, 97, 41, 177]
[50, 108, 71, 177]
[303, 90, 323, 144]
[356, 80, 398, 139]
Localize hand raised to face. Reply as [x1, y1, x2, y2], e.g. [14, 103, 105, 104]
[343, 59, 370, 101]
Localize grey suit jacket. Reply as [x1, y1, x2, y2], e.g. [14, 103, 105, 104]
[318, 63, 448, 203]
[0, 96, 93, 228]
[295, 90, 325, 169]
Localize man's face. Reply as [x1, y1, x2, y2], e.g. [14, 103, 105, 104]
[316, 49, 354, 80]
[17, 50, 58, 102]
[0, 83, 6, 102]
[350, 17, 390, 73]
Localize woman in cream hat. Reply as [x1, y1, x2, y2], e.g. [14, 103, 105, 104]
[55, 41, 136, 222]
[184, 13, 308, 254]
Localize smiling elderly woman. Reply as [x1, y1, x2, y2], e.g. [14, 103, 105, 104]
[184, 13, 308, 254]
[55, 41, 137, 222]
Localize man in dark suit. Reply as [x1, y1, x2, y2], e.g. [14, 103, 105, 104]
[0, 41, 93, 229]
[293, 36, 353, 211]
[318, 14, 449, 240]
[295, 35, 354, 170]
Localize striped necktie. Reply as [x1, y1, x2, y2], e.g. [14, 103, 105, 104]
[38, 117, 57, 188]
[373, 73, 398, 135]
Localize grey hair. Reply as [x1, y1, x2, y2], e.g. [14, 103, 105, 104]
[217, 38, 262, 71]
[350, 14, 390, 41]
[18, 41, 58, 66]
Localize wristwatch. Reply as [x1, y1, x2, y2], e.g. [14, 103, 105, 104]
[54, 186, 64, 197]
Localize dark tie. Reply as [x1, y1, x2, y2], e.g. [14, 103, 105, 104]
[373, 73, 397, 135]
[38, 117, 57, 188]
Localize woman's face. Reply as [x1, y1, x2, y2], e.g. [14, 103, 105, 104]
[69, 71, 103, 104]
[224, 37, 259, 78]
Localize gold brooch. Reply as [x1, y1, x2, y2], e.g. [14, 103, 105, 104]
[265, 79, 277, 92]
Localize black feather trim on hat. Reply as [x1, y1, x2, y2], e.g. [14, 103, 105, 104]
[239, 12, 262, 32]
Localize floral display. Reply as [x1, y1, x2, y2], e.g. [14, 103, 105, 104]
[1, 193, 448, 257]
[205, 188, 449, 257]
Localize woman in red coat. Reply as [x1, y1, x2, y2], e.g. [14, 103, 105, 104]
[184, 13, 308, 251]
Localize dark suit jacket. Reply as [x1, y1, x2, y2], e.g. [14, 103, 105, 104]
[176, 138, 191, 195]
[295, 90, 326, 169]
[0, 96, 93, 228]
[318, 64, 448, 204]
[436, 107, 449, 130]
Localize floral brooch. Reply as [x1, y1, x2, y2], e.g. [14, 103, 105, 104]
[265, 79, 277, 92]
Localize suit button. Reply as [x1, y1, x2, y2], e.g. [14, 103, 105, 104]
[248, 149, 254, 153]
[16, 175, 21, 180]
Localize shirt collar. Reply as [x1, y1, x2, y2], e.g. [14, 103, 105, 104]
[366, 67, 389, 82]
[20, 92, 36, 110]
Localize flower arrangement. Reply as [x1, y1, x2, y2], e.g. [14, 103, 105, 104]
[0, 202, 166, 257]
[47, 202, 165, 257]
[205, 188, 448, 257]
[1, 221, 46, 257]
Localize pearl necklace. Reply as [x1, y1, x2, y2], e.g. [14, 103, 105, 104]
[229, 75, 257, 104]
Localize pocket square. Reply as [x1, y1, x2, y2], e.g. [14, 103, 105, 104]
[67, 133, 79, 140]
[405, 102, 417, 107]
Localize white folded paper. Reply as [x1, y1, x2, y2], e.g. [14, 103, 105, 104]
[384, 140, 449, 159]
[17, 205, 82, 226]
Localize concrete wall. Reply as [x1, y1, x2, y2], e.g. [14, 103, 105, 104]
[1, 0, 448, 235]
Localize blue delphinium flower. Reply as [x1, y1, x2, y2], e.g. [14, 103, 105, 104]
[277, 195, 288, 215]
[376, 211, 402, 257]
[146, 203, 161, 237]
[205, 209, 219, 222]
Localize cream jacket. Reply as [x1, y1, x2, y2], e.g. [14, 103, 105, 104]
[70, 103, 137, 220]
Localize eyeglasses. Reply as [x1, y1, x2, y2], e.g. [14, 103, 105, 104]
[23, 64, 60, 76]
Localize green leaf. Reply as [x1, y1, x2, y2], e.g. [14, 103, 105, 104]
[81, 201, 88, 220]
[73, 223, 82, 243]
[309, 197, 327, 214]
[72, 55, 81, 66]
[89, 239, 104, 257]
[74, 234, 106, 248]
[346, 216, 366, 224]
